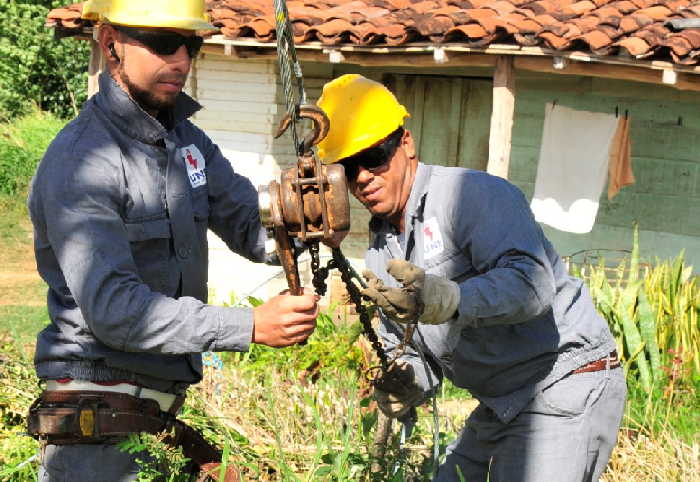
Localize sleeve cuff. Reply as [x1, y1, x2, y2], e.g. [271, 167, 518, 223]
[214, 306, 255, 352]
[456, 284, 479, 328]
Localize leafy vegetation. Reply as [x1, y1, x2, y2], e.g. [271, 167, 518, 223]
[0, 334, 41, 482]
[573, 225, 699, 393]
[0, 109, 65, 196]
[0, 0, 89, 120]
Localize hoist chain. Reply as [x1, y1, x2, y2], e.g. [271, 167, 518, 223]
[309, 244, 389, 371]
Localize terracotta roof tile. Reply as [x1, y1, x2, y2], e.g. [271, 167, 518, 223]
[635, 23, 670, 45]
[489, 1, 519, 15]
[678, 28, 700, 46]
[523, 0, 559, 15]
[666, 33, 693, 53]
[445, 22, 490, 38]
[629, 12, 656, 27]
[619, 15, 640, 30]
[667, 0, 692, 10]
[636, 5, 673, 19]
[567, 1, 599, 15]
[46, 0, 700, 65]
[533, 13, 562, 26]
[628, 0, 656, 8]
[571, 15, 603, 32]
[540, 30, 573, 46]
[582, 26, 615, 45]
[609, 0, 639, 13]
[510, 15, 545, 31]
[414, 12, 454, 35]
[617, 34, 652, 52]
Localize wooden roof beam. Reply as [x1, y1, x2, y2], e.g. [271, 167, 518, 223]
[201, 43, 700, 91]
[514, 56, 700, 92]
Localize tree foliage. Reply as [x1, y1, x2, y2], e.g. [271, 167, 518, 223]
[0, 0, 89, 120]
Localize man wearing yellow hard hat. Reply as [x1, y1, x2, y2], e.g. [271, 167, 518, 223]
[27, 1, 319, 480]
[317, 74, 626, 481]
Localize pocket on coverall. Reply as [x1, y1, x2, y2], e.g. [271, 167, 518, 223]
[538, 372, 608, 417]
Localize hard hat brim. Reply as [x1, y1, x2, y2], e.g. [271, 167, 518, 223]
[105, 17, 218, 31]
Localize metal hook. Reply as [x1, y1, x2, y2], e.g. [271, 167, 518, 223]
[274, 105, 330, 156]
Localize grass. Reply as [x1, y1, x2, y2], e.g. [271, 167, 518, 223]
[0, 110, 698, 481]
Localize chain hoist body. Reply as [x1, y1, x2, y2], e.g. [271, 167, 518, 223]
[257, 105, 393, 369]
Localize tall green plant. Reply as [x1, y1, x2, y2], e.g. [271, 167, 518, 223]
[582, 226, 698, 392]
[645, 251, 699, 377]
[0, 1, 89, 119]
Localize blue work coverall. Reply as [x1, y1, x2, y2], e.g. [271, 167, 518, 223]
[366, 163, 626, 481]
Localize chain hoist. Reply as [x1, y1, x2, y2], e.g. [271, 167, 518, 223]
[262, 3, 440, 472]
[260, 0, 390, 369]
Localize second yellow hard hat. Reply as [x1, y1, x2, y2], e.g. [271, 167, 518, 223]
[316, 74, 409, 164]
[82, 0, 217, 31]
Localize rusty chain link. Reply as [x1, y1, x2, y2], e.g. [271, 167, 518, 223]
[310, 244, 388, 371]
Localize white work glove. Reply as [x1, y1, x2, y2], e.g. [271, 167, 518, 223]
[361, 259, 460, 325]
[373, 360, 423, 419]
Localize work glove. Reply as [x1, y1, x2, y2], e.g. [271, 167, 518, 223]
[373, 360, 423, 419]
[361, 259, 460, 325]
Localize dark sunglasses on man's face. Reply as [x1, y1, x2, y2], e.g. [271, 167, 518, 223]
[113, 25, 204, 58]
[339, 127, 404, 182]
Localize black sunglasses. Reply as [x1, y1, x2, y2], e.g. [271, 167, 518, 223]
[113, 25, 204, 58]
[339, 127, 404, 181]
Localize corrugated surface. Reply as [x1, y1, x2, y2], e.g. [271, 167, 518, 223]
[48, 0, 700, 64]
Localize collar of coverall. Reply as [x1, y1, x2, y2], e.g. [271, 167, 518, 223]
[369, 162, 432, 235]
[95, 71, 202, 144]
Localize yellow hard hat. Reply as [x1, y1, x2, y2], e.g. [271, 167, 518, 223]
[316, 74, 409, 164]
[82, 0, 217, 31]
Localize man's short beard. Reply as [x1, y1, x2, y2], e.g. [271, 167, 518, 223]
[120, 64, 177, 114]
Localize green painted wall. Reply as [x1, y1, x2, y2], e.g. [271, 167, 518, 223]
[509, 73, 700, 270]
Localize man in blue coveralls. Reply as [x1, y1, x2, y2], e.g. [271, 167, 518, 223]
[315, 74, 627, 482]
[27, 1, 318, 480]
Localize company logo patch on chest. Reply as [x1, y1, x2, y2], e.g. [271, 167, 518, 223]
[423, 217, 444, 260]
[182, 145, 207, 188]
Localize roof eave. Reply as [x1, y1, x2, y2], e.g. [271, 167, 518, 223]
[202, 35, 700, 77]
[50, 27, 700, 90]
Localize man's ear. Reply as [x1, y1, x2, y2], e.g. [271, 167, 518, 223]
[402, 129, 417, 160]
[98, 25, 120, 66]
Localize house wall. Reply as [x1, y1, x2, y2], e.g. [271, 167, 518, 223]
[188, 54, 289, 303]
[191, 54, 699, 302]
[508, 72, 700, 270]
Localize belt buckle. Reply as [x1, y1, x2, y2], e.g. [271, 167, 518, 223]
[77, 394, 102, 438]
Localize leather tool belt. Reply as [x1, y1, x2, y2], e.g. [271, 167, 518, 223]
[572, 350, 620, 375]
[27, 390, 238, 482]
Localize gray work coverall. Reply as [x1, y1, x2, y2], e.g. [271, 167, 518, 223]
[28, 72, 267, 480]
[367, 163, 626, 481]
